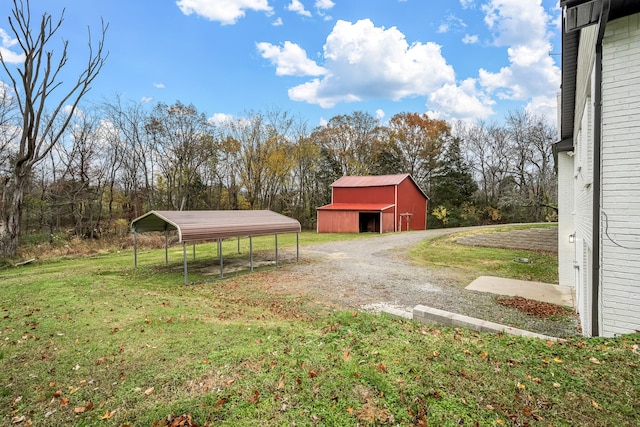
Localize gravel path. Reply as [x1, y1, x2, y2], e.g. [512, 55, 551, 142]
[270, 228, 580, 338]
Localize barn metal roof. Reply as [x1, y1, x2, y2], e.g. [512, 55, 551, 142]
[331, 173, 411, 188]
[317, 203, 396, 211]
[131, 210, 301, 242]
[330, 173, 428, 199]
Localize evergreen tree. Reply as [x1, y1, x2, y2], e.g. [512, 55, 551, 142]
[428, 137, 479, 228]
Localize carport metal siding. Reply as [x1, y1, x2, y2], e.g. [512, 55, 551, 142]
[130, 210, 301, 284]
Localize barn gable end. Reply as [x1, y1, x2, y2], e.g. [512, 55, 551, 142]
[317, 174, 428, 233]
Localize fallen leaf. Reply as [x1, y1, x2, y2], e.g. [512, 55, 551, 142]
[516, 382, 526, 390]
[277, 380, 285, 390]
[479, 351, 488, 360]
[60, 397, 69, 407]
[248, 390, 260, 404]
[432, 350, 440, 357]
[309, 370, 318, 379]
[486, 404, 494, 410]
[589, 357, 601, 365]
[592, 400, 600, 409]
[553, 382, 561, 388]
[144, 387, 154, 396]
[52, 390, 62, 398]
[376, 363, 387, 373]
[99, 410, 115, 420]
[74, 401, 94, 414]
[553, 357, 563, 363]
[12, 415, 25, 424]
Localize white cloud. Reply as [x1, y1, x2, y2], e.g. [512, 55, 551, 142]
[525, 95, 558, 121]
[286, 0, 311, 17]
[0, 28, 25, 63]
[375, 109, 385, 121]
[482, 0, 549, 47]
[209, 112, 234, 126]
[153, 83, 165, 89]
[272, 17, 283, 26]
[477, 0, 560, 117]
[176, 0, 272, 25]
[427, 78, 494, 122]
[315, 0, 334, 20]
[437, 15, 466, 34]
[141, 97, 153, 103]
[315, 0, 334, 10]
[462, 34, 478, 44]
[287, 19, 455, 108]
[257, 41, 327, 76]
[460, 0, 474, 9]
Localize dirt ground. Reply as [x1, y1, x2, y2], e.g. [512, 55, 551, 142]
[248, 228, 580, 338]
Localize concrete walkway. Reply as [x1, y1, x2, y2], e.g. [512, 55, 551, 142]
[379, 226, 576, 340]
[466, 276, 576, 308]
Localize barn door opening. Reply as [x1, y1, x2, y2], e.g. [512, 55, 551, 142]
[359, 212, 380, 233]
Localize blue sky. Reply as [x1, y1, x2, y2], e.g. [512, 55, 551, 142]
[0, 0, 562, 128]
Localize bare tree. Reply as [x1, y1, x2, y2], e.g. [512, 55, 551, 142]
[0, 0, 107, 257]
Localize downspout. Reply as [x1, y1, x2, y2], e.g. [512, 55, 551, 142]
[592, 0, 611, 337]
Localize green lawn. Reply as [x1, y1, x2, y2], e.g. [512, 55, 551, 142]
[1, 231, 638, 426]
[410, 226, 559, 285]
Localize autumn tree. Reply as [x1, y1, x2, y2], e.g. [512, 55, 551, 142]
[310, 111, 380, 177]
[0, 0, 107, 257]
[386, 112, 450, 193]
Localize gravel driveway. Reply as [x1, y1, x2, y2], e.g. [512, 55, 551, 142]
[269, 228, 580, 338]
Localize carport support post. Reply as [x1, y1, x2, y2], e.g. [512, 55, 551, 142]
[182, 242, 188, 285]
[250, 236, 254, 272]
[164, 228, 168, 265]
[134, 231, 138, 268]
[193, 242, 196, 260]
[237, 236, 241, 254]
[296, 232, 299, 262]
[275, 234, 279, 268]
[218, 238, 223, 279]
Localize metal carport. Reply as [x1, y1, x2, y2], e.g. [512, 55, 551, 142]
[130, 210, 301, 284]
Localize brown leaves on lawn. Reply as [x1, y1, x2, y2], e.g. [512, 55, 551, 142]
[152, 414, 200, 427]
[73, 401, 94, 413]
[496, 296, 570, 318]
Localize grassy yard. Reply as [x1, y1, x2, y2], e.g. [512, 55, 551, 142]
[1, 230, 639, 426]
[410, 225, 559, 285]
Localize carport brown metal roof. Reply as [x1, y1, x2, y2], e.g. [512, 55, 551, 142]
[131, 210, 301, 242]
[130, 210, 301, 284]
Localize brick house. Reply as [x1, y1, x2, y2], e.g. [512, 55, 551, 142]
[556, 0, 640, 336]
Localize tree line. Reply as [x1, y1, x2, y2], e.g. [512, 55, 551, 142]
[3, 99, 557, 239]
[0, 0, 557, 258]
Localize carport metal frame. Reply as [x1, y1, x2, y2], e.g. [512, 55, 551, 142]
[131, 210, 301, 284]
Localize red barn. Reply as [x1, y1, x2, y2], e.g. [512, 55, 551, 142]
[317, 174, 428, 233]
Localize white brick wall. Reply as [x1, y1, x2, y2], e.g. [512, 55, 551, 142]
[557, 152, 575, 289]
[600, 14, 640, 337]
